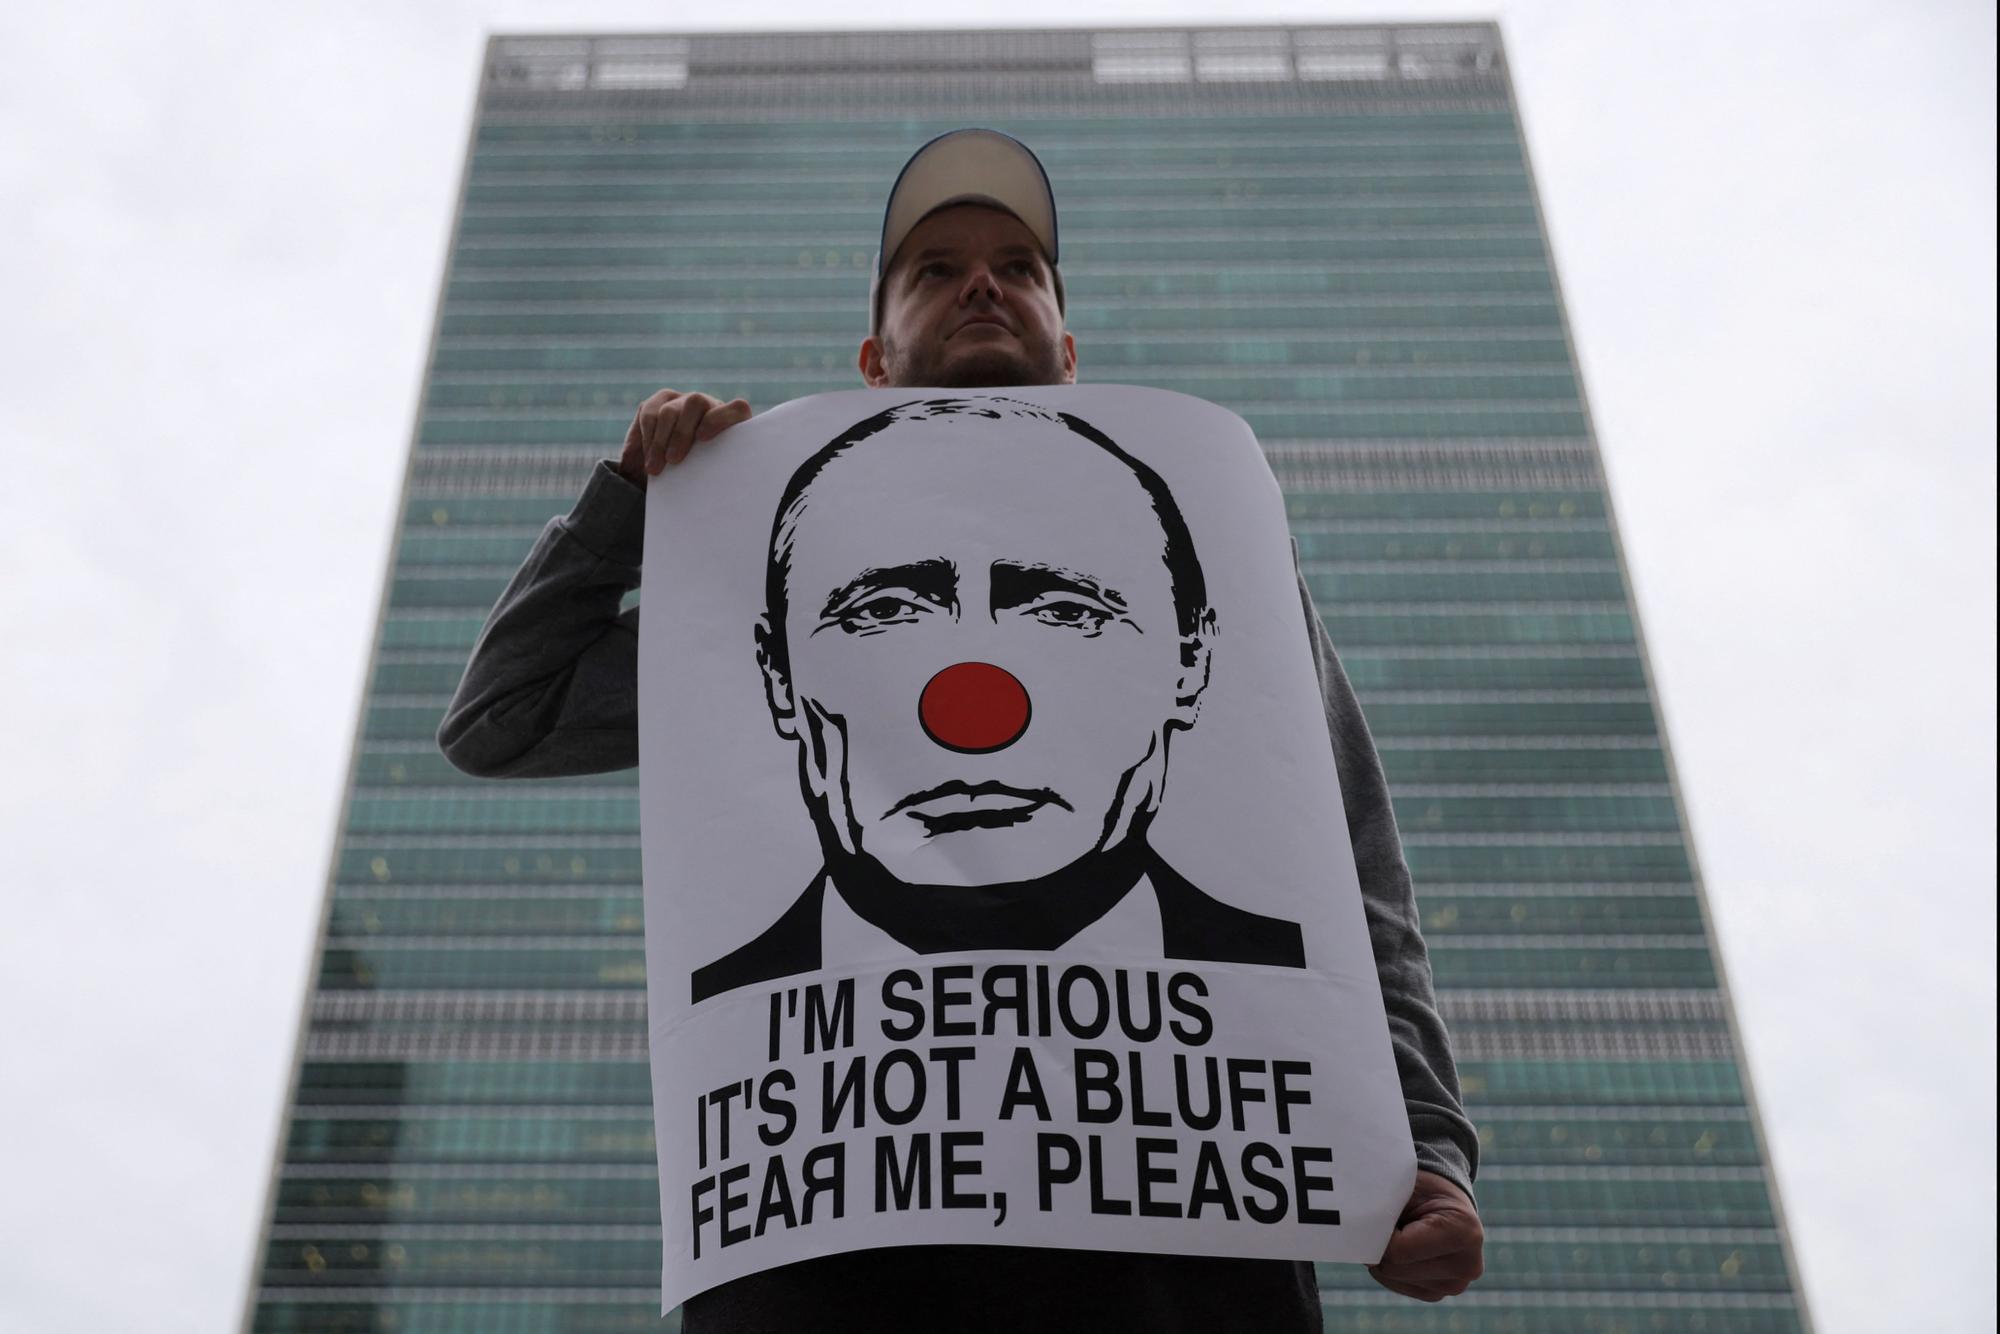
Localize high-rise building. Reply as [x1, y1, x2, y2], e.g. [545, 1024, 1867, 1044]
[245, 24, 1813, 1333]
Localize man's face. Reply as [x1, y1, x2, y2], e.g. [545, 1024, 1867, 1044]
[861, 205, 1077, 390]
[765, 417, 1203, 887]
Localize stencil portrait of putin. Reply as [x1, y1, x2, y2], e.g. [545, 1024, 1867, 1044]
[692, 397, 1304, 1004]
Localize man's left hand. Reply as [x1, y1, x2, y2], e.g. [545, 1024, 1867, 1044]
[1368, 1169, 1484, 1302]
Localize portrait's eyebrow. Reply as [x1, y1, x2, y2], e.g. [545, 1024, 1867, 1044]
[990, 562, 1132, 616]
[818, 559, 958, 620]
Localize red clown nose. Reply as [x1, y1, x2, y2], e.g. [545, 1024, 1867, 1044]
[919, 662, 1032, 754]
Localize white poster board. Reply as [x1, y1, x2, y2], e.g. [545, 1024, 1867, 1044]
[640, 386, 1414, 1310]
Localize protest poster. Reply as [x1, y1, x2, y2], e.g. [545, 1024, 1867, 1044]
[639, 385, 1415, 1309]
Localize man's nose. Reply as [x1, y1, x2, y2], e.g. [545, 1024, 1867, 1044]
[957, 264, 1003, 305]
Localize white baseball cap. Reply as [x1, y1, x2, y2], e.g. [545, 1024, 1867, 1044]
[869, 128, 1064, 336]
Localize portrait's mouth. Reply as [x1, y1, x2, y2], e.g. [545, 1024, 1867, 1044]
[885, 780, 1071, 836]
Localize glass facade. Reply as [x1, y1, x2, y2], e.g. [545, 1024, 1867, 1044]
[246, 25, 1813, 1333]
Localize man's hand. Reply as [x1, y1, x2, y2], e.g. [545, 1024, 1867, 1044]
[1368, 1170, 1484, 1302]
[617, 389, 753, 487]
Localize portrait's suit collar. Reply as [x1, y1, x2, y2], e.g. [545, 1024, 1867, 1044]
[1146, 849, 1306, 968]
[691, 845, 1306, 1006]
[689, 873, 825, 1004]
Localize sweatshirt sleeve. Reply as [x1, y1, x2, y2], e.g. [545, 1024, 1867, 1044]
[437, 460, 648, 779]
[1294, 545, 1480, 1199]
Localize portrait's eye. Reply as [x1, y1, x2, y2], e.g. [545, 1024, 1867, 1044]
[828, 591, 944, 636]
[1023, 596, 1114, 636]
[918, 261, 953, 281]
[1005, 259, 1037, 278]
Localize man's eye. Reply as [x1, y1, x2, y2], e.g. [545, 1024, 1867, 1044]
[1026, 599, 1112, 634]
[918, 262, 953, 280]
[1005, 259, 1037, 277]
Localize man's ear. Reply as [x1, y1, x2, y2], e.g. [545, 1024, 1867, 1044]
[1170, 618, 1214, 728]
[858, 336, 891, 388]
[754, 615, 799, 740]
[1060, 330, 1078, 384]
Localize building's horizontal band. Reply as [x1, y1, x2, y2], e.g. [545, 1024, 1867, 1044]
[413, 412, 1591, 441]
[1401, 834, 1685, 849]
[320, 898, 1713, 942]
[471, 131, 1528, 165]
[362, 731, 1674, 755]
[423, 365, 1581, 394]
[483, 80, 1512, 118]
[287, 1056, 1746, 1105]
[456, 204, 1545, 241]
[252, 1238, 1797, 1296]
[449, 238, 1554, 272]
[351, 781, 1672, 801]
[380, 658, 1651, 699]
[372, 587, 1636, 625]
[319, 888, 1712, 933]
[250, 1284, 1798, 1313]
[329, 843, 1698, 890]
[429, 338, 1577, 372]
[467, 167, 1536, 196]
[298, 1025, 1736, 1063]
[1453, 1029, 1737, 1060]
[313, 991, 650, 1021]
[258, 1169, 1778, 1233]
[305, 1032, 647, 1060]
[457, 213, 1546, 254]
[265, 1161, 1774, 1187]
[433, 317, 1561, 337]
[394, 448, 1603, 498]
[441, 284, 1556, 310]
[404, 493, 1617, 530]
[333, 824, 1694, 852]
[375, 658, 1650, 699]
[265, 1226, 662, 1241]
[468, 149, 1529, 180]
[472, 92, 1504, 132]
[282, 1099, 1751, 1123]
[320, 880, 1712, 904]
[412, 408, 1594, 436]
[310, 955, 1717, 993]
[260, 1220, 1782, 1244]
[306, 987, 1725, 1026]
[1442, 991, 1725, 1023]
[1318, 1289, 1802, 1311]
[277, 1104, 1767, 1170]
[315, 929, 1711, 950]
[438, 306, 1567, 337]
[483, 92, 1513, 129]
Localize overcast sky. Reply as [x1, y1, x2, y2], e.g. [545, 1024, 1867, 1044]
[0, 2, 1992, 1331]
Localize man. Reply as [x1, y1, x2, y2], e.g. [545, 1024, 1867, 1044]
[693, 395, 1306, 1005]
[441, 128, 1483, 1327]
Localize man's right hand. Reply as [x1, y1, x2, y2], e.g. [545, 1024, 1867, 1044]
[617, 389, 753, 488]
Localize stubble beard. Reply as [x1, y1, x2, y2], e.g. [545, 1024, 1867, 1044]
[881, 328, 1069, 389]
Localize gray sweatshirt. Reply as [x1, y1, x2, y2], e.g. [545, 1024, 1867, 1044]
[438, 458, 1477, 1328]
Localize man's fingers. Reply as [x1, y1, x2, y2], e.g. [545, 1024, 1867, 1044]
[1380, 1211, 1473, 1268]
[663, 394, 714, 465]
[639, 400, 672, 475]
[1368, 1264, 1480, 1296]
[619, 390, 745, 483]
[695, 397, 752, 442]
[1365, 1269, 1450, 1303]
